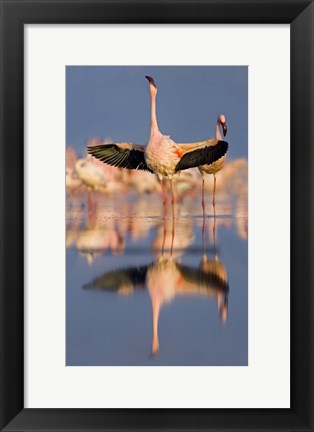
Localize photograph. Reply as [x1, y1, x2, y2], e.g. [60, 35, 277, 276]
[66, 66, 248, 366]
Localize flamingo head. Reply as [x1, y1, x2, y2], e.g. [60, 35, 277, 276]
[145, 76, 157, 95]
[75, 159, 87, 171]
[145, 75, 156, 88]
[218, 114, 227, 137]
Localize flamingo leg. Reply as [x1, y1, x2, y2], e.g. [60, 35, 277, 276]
[161, 207, 167, 256]
[169, 178, 175, 206]
[170, 207, 175, 257]
[71, 187, 79, 199]
[70, 189, 80, 208]
[212, 173, 217, 207]
[160, 179, 168, 206]
[202, 204, 206, 255]
[93, 196, 98, 216]
[168, 179, 175, 255]
[94, 191, 98, 208]
[66, 192, 72, 209]
[202, 177, 205, 213]
[213, 207, 217, 254]
[88, 190, 93, 211]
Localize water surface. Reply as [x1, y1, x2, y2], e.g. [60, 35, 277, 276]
[66, 193, 248, 366]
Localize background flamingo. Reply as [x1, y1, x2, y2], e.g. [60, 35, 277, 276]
[75, 157, 107, 209]
[66, 168, 82, 202]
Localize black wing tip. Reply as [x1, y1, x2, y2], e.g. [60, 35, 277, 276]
[174, 139, 229, 173]
[220, 140, 229, 153]
[87, 143, 115, 152]
[176, 262, 229, 292]
[86, 143, 153, 173]
[82, 265, 149, 291]
[212, 139, 228, 155]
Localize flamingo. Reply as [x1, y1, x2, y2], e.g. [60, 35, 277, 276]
[128, 170, 161, 194]
[66, 168, 82, 201]
[199, 114, 228, 209]
[75, 157, 107, 209]
[75, 157, 107, 190]
[87, 76, 228, 208]
[168, 168, 200, 203]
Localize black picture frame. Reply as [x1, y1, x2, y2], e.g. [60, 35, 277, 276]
[0, 1, 313, 431]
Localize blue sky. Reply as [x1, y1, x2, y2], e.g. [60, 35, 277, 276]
[66, 66, 248, 160]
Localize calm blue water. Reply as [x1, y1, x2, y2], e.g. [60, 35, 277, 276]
[66, 194, 248, 366]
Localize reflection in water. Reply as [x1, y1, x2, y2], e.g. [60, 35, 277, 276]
[202, 213, 229, 323]
[66, 206, 126, 264]
[80, 206, 229, 357]
[66, 170, 247, 365]
[83, 251, 228, 356]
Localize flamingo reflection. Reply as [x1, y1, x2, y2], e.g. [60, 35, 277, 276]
[201, 207, 229, 322]
[83, 217, 229, 356]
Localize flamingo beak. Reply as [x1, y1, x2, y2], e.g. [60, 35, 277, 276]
[145, 75, 157, 88]
[222, 123, 227, 137]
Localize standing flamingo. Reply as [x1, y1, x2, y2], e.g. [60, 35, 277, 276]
[199, 114, 228, 209]
[75, 157, 107, 210]
[87, 76, 228, 209]
[66, 168, 82, 201]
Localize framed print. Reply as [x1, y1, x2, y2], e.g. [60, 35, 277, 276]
[65, 64, 248, 369]
[0, 1, 313, 431]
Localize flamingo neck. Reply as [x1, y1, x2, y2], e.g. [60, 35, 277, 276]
[150, 89, 159, 134]
[216, 120, 222, 140]
[151, 299, 160, 355]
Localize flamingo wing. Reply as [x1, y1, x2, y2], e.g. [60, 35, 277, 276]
[82, 265, 150, 292]
[87, 142, 153, 172]
[174, 139, 228, 173]
[175, 262, 229, 293]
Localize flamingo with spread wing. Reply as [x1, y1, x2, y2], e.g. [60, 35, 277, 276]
[88, 76, 228, 207]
